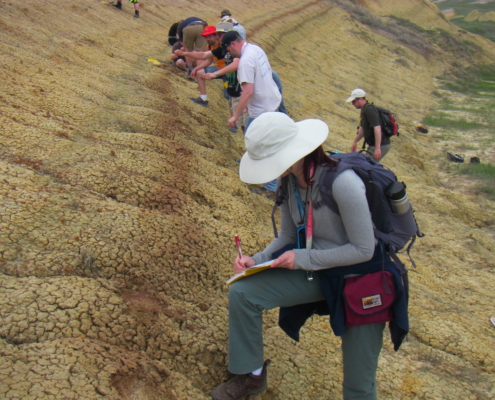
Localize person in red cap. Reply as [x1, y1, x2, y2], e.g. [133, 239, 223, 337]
[175, 22, 232, 107]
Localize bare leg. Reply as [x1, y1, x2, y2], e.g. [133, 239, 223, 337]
[176, 59, 187, 71]
[185, 55, 195, 69]
[196, 68, 207, 96]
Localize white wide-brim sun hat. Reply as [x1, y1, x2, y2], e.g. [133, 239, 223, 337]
[239, 112, 329, 184]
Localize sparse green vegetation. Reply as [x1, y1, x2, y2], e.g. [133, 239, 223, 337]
[461, 163, 495, 197]
[446, 162, 495, 198]
[437, 64, 495, 94]
[428, 62, 495, 197]
[395, 58, 410, 68]
[437, 0, 495, 42]
[454, 20, 495, 43]
[331, 0, 480, 60]
[422, 113, 483, 130]
[425, 27, 480, 58]
[461, 162, 495, 180]
[457, 143, 480, 151]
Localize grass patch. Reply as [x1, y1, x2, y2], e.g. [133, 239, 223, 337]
[395, 58, 410, 68]
[438, 64, 495, 95]
[432, 90, 445, 98]
[423, 113, 483, 130]
[461, 162, 495, 180]
[458, 144, 480, 151]
[460, 163, 495, 197]
[453, 20, 495, 43]
[425, 28, 480, 59]
[447, 162, 495, 198]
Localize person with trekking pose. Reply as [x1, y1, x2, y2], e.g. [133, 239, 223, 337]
[210, 112, 409, 400]
[347, 88, 391, 161]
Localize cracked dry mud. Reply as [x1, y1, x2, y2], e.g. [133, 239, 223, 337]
[1, 0, 495, 399]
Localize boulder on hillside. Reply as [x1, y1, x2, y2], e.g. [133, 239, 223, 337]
[479, 11, 495, 22]
[441, 8, 457, 19]
[464, 10, 482, 21]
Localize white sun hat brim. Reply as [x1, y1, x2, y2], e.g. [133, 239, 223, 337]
[239, 113, 329, 184]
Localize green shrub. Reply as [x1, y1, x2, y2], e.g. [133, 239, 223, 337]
[395, 58, 410, 68]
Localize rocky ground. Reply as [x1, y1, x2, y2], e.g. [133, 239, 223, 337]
[1, 0, 495, 398]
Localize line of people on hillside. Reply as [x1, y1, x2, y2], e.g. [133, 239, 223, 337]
[169, 11, 288, 190]
[169, 16, 389, 164]
[166, 10, 396, 400]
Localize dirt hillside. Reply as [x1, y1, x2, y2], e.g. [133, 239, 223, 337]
[1, 0, 495, 399]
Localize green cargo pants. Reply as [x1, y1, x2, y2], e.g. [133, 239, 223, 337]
[228, 267, 384, 400]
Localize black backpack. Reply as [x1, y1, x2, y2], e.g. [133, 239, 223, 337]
[365, 103, 399, 137]
[168, 22, 179, 46]
[225, 72, 242, 97]
[272, 153, 423, 271]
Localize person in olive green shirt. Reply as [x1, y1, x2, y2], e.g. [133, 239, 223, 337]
[347, 88, 391, 161]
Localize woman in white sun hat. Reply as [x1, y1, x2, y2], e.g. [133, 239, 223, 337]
[211, 112, 408, 400]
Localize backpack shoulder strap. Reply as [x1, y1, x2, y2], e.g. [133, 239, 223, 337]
[316, 160, 354, 214]
[317, 154, 378, 214]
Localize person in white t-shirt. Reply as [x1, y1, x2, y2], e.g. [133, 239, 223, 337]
[222, 31, 282, 132]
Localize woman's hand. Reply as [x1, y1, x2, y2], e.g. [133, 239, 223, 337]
[233, 256, 256, 274]
[271, 251, 295, 270]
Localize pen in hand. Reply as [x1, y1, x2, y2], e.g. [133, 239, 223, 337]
[234, 235, 243, 260]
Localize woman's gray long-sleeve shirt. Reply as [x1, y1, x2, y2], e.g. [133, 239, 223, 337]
[252, 167, 376, 270]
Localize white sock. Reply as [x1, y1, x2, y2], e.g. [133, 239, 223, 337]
[251, 366, 263, 376]
[200, 95, 207, 101]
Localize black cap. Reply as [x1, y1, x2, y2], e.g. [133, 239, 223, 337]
[221, 30, 240, 48]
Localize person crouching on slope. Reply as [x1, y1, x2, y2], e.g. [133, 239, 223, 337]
[210, 112, 408, 400]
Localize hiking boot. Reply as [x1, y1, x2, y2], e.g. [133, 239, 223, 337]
[210, 360, 271, 400]
[190, 97, 208, 107]
[112, 2, 122, 9]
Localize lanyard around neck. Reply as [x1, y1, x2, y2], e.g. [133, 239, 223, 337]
[290, 174, 305, 224]
[290, 167, 314, 250]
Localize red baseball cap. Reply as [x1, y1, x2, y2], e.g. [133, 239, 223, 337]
[201, 26, 217, 37]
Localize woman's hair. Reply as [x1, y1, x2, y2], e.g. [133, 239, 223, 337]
[302, 146, 338, 185]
